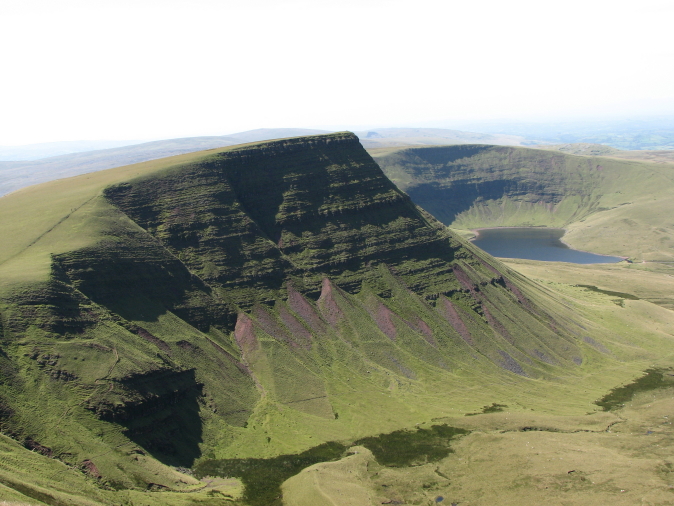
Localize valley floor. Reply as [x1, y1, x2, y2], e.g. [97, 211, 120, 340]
[503, 258, 674, 310]
[284, 390, 674, 506]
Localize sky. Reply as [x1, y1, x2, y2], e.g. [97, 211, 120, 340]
[1, 0, 673, 145]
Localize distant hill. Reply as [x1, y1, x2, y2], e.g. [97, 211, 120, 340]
[0, 129, 333, 162]
[533, 143, 674, 164]
[0, 139, 148, 161]
[0, 128, 520, 198]
[355, 127, 525, 148]
[0, 136, 242, 197]
[0, 129, 335, 198]
[605, 149, 674, 164]
[532, 143, 622, 156]
[453, 117, 674, 150]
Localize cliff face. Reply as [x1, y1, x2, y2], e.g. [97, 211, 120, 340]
[0, 133, 593, 488]
[373, 144, 609, 228]
[102, 133, 464, 305]
[96, 132, 583, 370]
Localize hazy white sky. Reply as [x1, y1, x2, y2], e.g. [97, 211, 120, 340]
[1, 0, 673, 145]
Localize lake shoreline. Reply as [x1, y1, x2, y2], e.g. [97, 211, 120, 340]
[469, 225, 553, 241]
[468, 226, 627, 263]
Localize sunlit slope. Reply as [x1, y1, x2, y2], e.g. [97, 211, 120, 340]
[1, 132, 673, 502]
[373, 144, 674, 261]
[503, 258, 674, 310]
[282, 275, 674, 506]
[0, 433, 243, 506]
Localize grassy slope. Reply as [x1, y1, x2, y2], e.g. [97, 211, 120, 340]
[607, 149, 674, 165]
[0, 148, 235, 287]
[281, 263, 674, 505]
[502, 259, 674, 310]
[372, 144, 674, 261]
[0, 433, 243, 506]
[0, 147, 264, 504]
[1, 134, 674, 505]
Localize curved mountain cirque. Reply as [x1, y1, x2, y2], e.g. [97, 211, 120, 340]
[373, 144, 674, 261]
[0, 133, 613, 495]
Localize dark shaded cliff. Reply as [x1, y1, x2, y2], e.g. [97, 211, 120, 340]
[373, 144, 613, 227]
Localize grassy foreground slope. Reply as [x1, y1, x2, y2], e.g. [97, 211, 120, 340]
[283, 384, 674, 506]
[281, 260, 674, 505]
[372, 144, 674, 261]
[1, 133, 674, 505]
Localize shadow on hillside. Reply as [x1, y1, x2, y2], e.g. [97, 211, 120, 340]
[406, 179, 528, 226]
[118, 369, 204, 468]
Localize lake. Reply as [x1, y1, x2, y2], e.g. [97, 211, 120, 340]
[471, 227, 623, 263]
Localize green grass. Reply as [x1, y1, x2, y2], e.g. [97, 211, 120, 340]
[194, 424, 468, 504]
[595, 368, 674, 411]
[502, 258, 674, 310]
[282, 383, 674, 506]
[194, 442, 348, 506]
[279, 262, 674, 505]
[0, 432, 241, 505]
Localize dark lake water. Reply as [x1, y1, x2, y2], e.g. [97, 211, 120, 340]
[471, 228, 623, 264]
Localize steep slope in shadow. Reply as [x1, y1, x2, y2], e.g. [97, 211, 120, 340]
[374, 144, 606, 227]
[102, 133, 584, 373]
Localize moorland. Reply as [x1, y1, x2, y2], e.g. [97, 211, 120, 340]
[1, 132, 674, 505]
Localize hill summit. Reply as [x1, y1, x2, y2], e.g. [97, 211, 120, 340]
[0, 132, 598, 495]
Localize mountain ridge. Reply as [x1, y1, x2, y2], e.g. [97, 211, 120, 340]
[0, 132, 661, 503]
[0, 127, 527, 199]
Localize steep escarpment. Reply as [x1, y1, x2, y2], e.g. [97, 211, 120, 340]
[374, 144, 609, 227]
[102, 133, 463, 305]
[97, 133, 584, 373]
[0, 132, 613, 498]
